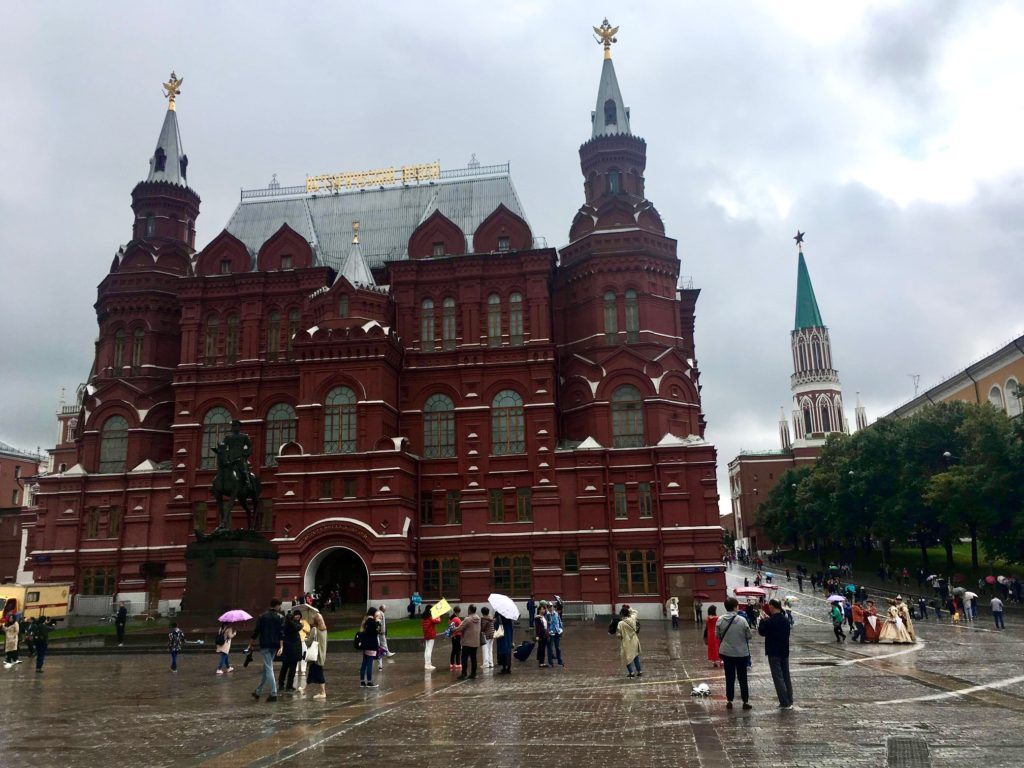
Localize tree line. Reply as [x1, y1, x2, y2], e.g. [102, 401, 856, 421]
[758, 398, 1024, 570]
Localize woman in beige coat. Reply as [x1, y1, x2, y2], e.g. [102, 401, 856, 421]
[4, 618, 20, 666]
[615, 606, 642, 678]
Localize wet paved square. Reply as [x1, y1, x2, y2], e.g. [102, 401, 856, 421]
[3, 570, 1023, 768]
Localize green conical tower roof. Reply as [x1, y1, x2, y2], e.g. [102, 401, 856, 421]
[794, 251, 824, 330]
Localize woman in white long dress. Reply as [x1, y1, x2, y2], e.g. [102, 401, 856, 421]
[878, 600, 913, 643]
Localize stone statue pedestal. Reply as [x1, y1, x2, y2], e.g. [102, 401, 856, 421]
[177, 531, 279, 632]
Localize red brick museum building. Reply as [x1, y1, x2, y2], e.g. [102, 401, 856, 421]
[26, 41, 725, 619]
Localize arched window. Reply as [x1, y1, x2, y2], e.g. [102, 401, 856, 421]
[509, 292, 523, 346]
[797, 338, 807, 372]
[625, 289, 639, 343]
[820, 402, 832, 433]
[131, 328, 144, 374]
[1006, 378, 1022, 417]
[803, 405, 813, 435]
[421, 298, 435, 350]
[442, 297, 457, 351]
[98, 416, 129, 473]
[604, 98, 617, 127]
[487, 294, 502, 347]
[145, 214, 156, 237]
[201, 407, 232, 470]
[286, 308, 301, 359]
[491, 390, 525, 455]
[225, 313, 239, 364]
[113, 329, 125, 371]
[264, 403, 296, 466]
[266, 311, 280, 360]
[604, 291, 618, 344]
[204, 315, 219, 365]
[611, 385, 644, 448]
[338, 295, 349, 318]
[811, 336, 822, 369]
[988, 385, 1005, 410]
[423, 394, 455, 458]
[324, 387, 357, 454]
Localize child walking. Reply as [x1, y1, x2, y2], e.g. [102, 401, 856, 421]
[168, 622, 185, 671]
[447, 606, 463, 671]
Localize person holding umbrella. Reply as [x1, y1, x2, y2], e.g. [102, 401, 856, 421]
[215, 609, 252, 675]
[828, 596, 846, 643]
[487, 593, 518, 675]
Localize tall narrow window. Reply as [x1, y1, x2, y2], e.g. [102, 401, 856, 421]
[811, 337, 822, 369]
[324, 387, 357, 453]
[145, 214, 156, 237]
[491, 390, 525, 455]
[422, 557, 460, 598]
[421, 298, 435, 350]
[224, 313, 239, 363]
[338, 295, 349, 318]
[604, 99, 617, 127]
[98, 415, 129, 473]
[419, 492, 434, 525]
[131, 328, 144, 374]
[280, 255, 292, 270]
[113, 329, 125, 371]
[625, 289, 639, 344]
[798, 339, 807, 371]
[638, 482, 652, 518]
[604, 291, 618, 344]
[446, 490, 462, 524]
[204, 315, 219, 365]
[608, 171, 621, 194]
[1007, 378, 1022, 417]
[803, 405, 813, 435]
[611, 385, 644, 448]
[264, 403, 296, 466]
[432, 242, 445, 257]
[488, 488, 504, 523]
[564, 551, 579, 574]
[509, 292, 523, 346]
[498, 235, 510, 252]
[442, 297, 457, 350]
[266, 311, 280, 360]
[220, 259, 232, 275]
[492, 554, 531, 595]
[201, 407, 232, 470]
[487, 293, 502, 347]
[287, 308, 301, 359]
[820, 403, 832, 433]
[516, 487, 532, 522]
[85, 508, 100, 539]
[423, 394, 455, 458]
[108, 506, 123, 538]
[614, 483, 627, 518]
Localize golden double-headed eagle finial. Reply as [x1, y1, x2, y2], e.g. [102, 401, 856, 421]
[593, 18, 619, 59]
[162, 71, 183, 111]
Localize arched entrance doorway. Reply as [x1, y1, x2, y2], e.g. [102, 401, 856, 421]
[304, 547, 368, 607]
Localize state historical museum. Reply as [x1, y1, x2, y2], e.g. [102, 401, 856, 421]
[28, 33, 724, 619]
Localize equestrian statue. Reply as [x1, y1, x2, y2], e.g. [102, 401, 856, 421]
[209, 420, 262, 533]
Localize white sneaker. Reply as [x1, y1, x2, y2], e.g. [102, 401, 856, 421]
[3, 663, 11, 669]
[216, 670, 224, 675]
[386, 651, 397, 657]
[425, 664, 435, 670]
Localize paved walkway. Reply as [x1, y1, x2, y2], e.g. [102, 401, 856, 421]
[3, 570, 1023, 767]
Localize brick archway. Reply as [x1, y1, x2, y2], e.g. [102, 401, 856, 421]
[303, 545, 368, 606]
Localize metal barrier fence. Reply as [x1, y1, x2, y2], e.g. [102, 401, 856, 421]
[560, 601, 595, 621]
[72, 595, 114, 617]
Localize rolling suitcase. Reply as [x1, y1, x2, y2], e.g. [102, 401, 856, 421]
[513, 639, 535, 662]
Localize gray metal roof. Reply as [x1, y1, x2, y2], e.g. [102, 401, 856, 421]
[592, 58, 631, 138]
[146, 108, 189, 186]
[223, 164, 529, 271]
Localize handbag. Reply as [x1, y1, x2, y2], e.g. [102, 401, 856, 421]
[305, 629, 320, 664]
[493, 623, 505, 640]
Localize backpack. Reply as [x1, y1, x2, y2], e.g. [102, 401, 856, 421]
[353, 631, 364, 650]
[608, 617, 621, 635]
[215, 627, 226, 646]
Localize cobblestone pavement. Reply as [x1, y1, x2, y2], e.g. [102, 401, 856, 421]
[2, 570, 1023, 768]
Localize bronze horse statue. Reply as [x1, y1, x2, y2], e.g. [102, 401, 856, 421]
[210, 445, 262, 533]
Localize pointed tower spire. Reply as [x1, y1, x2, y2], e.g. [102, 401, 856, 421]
[779, 406, 792, 451]
[794, 251, 824, 330]
[334, 221, 375, 287]
[147, 71, 189, 186]
[591, 19, 631, 138]
[855, 392, 869, 431]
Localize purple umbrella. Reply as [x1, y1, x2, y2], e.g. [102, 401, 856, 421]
[218, 609, 253, 623]
[827, 595, 846, 603]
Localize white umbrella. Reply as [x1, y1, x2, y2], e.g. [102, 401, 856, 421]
[293, 603, 322, 622]
[827, 594, 846, 603]
[488, 593, 520, 620]
[963, 591, 978, 600]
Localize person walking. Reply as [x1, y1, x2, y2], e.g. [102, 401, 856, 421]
[33, 616, 53, 673]
[215, 622, 236, 674]
[526, 595, 537, 630]
[534, 604, 551, 668]
[546, 604, 564, 666]
[306, 612, 329, 700]
[830, 602, 846, 643]
[278, 610, 303, 693]
[796, 573, 804, 592]
[358, 608, 381, 688]
[851, 601, 865, 643]
[251, 598, 284, 702]
[447, 606, 463, 671]
[115, 601, 128, 647]
[458, 604, 481, 679]
[693, 599, 704, 626]
[168, 622, 185, 672]
[704, 605, 722, 668]
[494, 610, 515, 675]
[480, 607, 495, 669]
[4, 616, 20, 667]
[758, 599, 793, 709]
[375, 607, 393, 672]
[422, 604, 441, 669]
[991, 596, 1005, 629]
[716, 597, 753, 710]
[615, 605, 642, 678]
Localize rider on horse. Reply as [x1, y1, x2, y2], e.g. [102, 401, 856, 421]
[220, 420, 254, 494]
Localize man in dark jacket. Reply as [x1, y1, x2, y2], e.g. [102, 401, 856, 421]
[251, 598, 284, 702]
[757, 599, 793, 709]
[115, 601, 128, 646]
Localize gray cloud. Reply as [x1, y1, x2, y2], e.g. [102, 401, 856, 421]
[1, 3, 1022, 516]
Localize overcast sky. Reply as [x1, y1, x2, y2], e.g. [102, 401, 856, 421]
[3, 2, 1024, 514]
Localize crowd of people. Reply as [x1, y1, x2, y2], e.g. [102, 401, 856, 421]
[3, 615, 56, 672]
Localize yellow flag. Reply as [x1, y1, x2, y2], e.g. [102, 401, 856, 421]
[431, 598, 451, 619]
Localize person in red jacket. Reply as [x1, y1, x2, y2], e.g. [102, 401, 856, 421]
[421, 606, 441, 670]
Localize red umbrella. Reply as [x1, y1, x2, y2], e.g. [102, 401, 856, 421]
[693, 592, 710, 600]
[734, 587, 767, 597]
[985, 575, 997, 585]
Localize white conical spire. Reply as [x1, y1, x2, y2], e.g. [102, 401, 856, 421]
[146, 72, 188, 185]
[334, 221, 375, 288]
[590, 20, 631, 138]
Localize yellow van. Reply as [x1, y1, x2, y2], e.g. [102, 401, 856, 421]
[0, 583, 71, 621]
